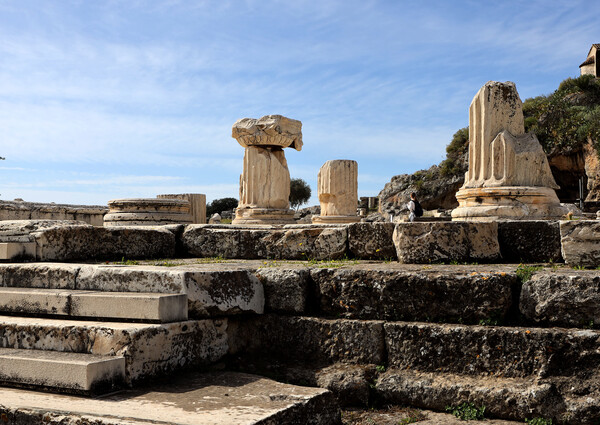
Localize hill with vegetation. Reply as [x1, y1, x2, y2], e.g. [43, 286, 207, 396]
[379, 75, 600, 218]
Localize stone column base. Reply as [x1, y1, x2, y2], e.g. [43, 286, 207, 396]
[312, 215, 361, 224]
[451, 186, 569, 221]
[104, 198, 193, 226]
[232, 207, 295, 225]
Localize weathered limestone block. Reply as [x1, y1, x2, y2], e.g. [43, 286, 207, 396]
[312, 266, 514, 322]
[347, 222, 396, 259]
[104, 198, 192, 226]
[498, 220, 562, 263]
[313, 160, 359, 224]
[393, 222, 500, 263]
[76, 265, 264, 318]
[32, 225, 176, 261]
[452, 81, 567, 221]
[520, 271, 600, 326]
[228, 315, 385, 365]
[376, 370, 557, 422]
[384, 321, 600, 377]
[232, 115, 303, 151]
[0, 220, 86, 243]
[255, 268, 310, 313]
[560, 220, 600, 267]
[157, 193, 206, 224]
[182, 224, 348, 260]
[0, 200, 107, 226]
[315, 364, 374, 407]
[0, 316, 228, 384]
[0, 263, 80, 289]
[0, 242, 36, 261]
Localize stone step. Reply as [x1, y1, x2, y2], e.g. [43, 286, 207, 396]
[230, 315, 600, 380]
[0, 287, 188, 323]
[0, 263, 264, 319]
[375, 369, 597, 425]
[0, 347, 125, 394]
[0, 370, 339, 425]
[384, 321, 600, 378]
[0, 315, 228, 384]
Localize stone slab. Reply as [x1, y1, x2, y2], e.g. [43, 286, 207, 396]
[498, 220, 562, 263]
[0, 315, 228, 384]
[182, 224, 348, 260]
[228, 315, 385, 366]
[384, 321, 600, 378]
[0, 242, 36, 261]
[560, 220, 600, 267]
[520, 270, 600, 327]
[347, 222, 396, 260]
[312, 267, 515, 322]
[0, 348, 125, 393]
[0, 371, 339, 425]
[71, 291, 187, 322]
[0, 288, 187, 322]
[393, 221, 501, 263]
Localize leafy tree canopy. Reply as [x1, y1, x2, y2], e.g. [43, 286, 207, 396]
[289, 178, 311, 210]
[206, 197, 238, 216]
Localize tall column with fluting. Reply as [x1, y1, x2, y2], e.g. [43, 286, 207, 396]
[312, 160, 360, 224]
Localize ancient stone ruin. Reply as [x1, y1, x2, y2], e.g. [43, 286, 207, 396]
[452, 81, 568, 221]
[313, 160, 360, 224]
[156, 193, 206, 224]
[103, 198, 193, 226]
[231, 115, 301, 225]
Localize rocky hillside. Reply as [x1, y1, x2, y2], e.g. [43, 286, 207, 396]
[379, 75, 600, 218]
[379, 128, 468, 218]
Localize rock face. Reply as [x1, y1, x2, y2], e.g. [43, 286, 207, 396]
[231, 115, 301, 225]
[378, 165, 465, 220]
[104, 198, 193, 226]
[560, 220, 600, 267]
[393, 222, 501, 264]
[313, 160, 360, 224]
[347, 222, 396, 260]
[452, 81, 568, 221]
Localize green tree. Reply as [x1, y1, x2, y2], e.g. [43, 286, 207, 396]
[289, 178, 311, 210]
[206, 197, 238, 216]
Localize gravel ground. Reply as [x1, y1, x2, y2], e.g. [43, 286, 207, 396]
[341, 406, 529, 425]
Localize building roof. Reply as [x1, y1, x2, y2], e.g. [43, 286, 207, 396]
[580, 55, 595, 67]
[586, 43, 600, 56]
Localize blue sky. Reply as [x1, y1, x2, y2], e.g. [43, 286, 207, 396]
[1, 0, 598, 207]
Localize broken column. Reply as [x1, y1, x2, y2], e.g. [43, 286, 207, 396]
[231, 115, 302, 225]
[312, 160, 360, 224]
[103, 198, 193, 226]
[452, 81, 568, 221]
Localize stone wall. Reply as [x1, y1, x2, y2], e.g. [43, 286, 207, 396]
[0, 200, 107, 226]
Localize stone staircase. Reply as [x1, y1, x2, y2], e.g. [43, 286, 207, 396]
[0, 264, 227, 395]
[227, 263, 600, 425]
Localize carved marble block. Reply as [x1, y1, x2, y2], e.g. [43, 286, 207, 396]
[313, 160, 360, 224]
[452, 81, 568, 221]
[231, 115, 301, 225]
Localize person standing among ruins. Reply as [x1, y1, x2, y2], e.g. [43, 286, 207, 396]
[407, 192, 422, 222]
